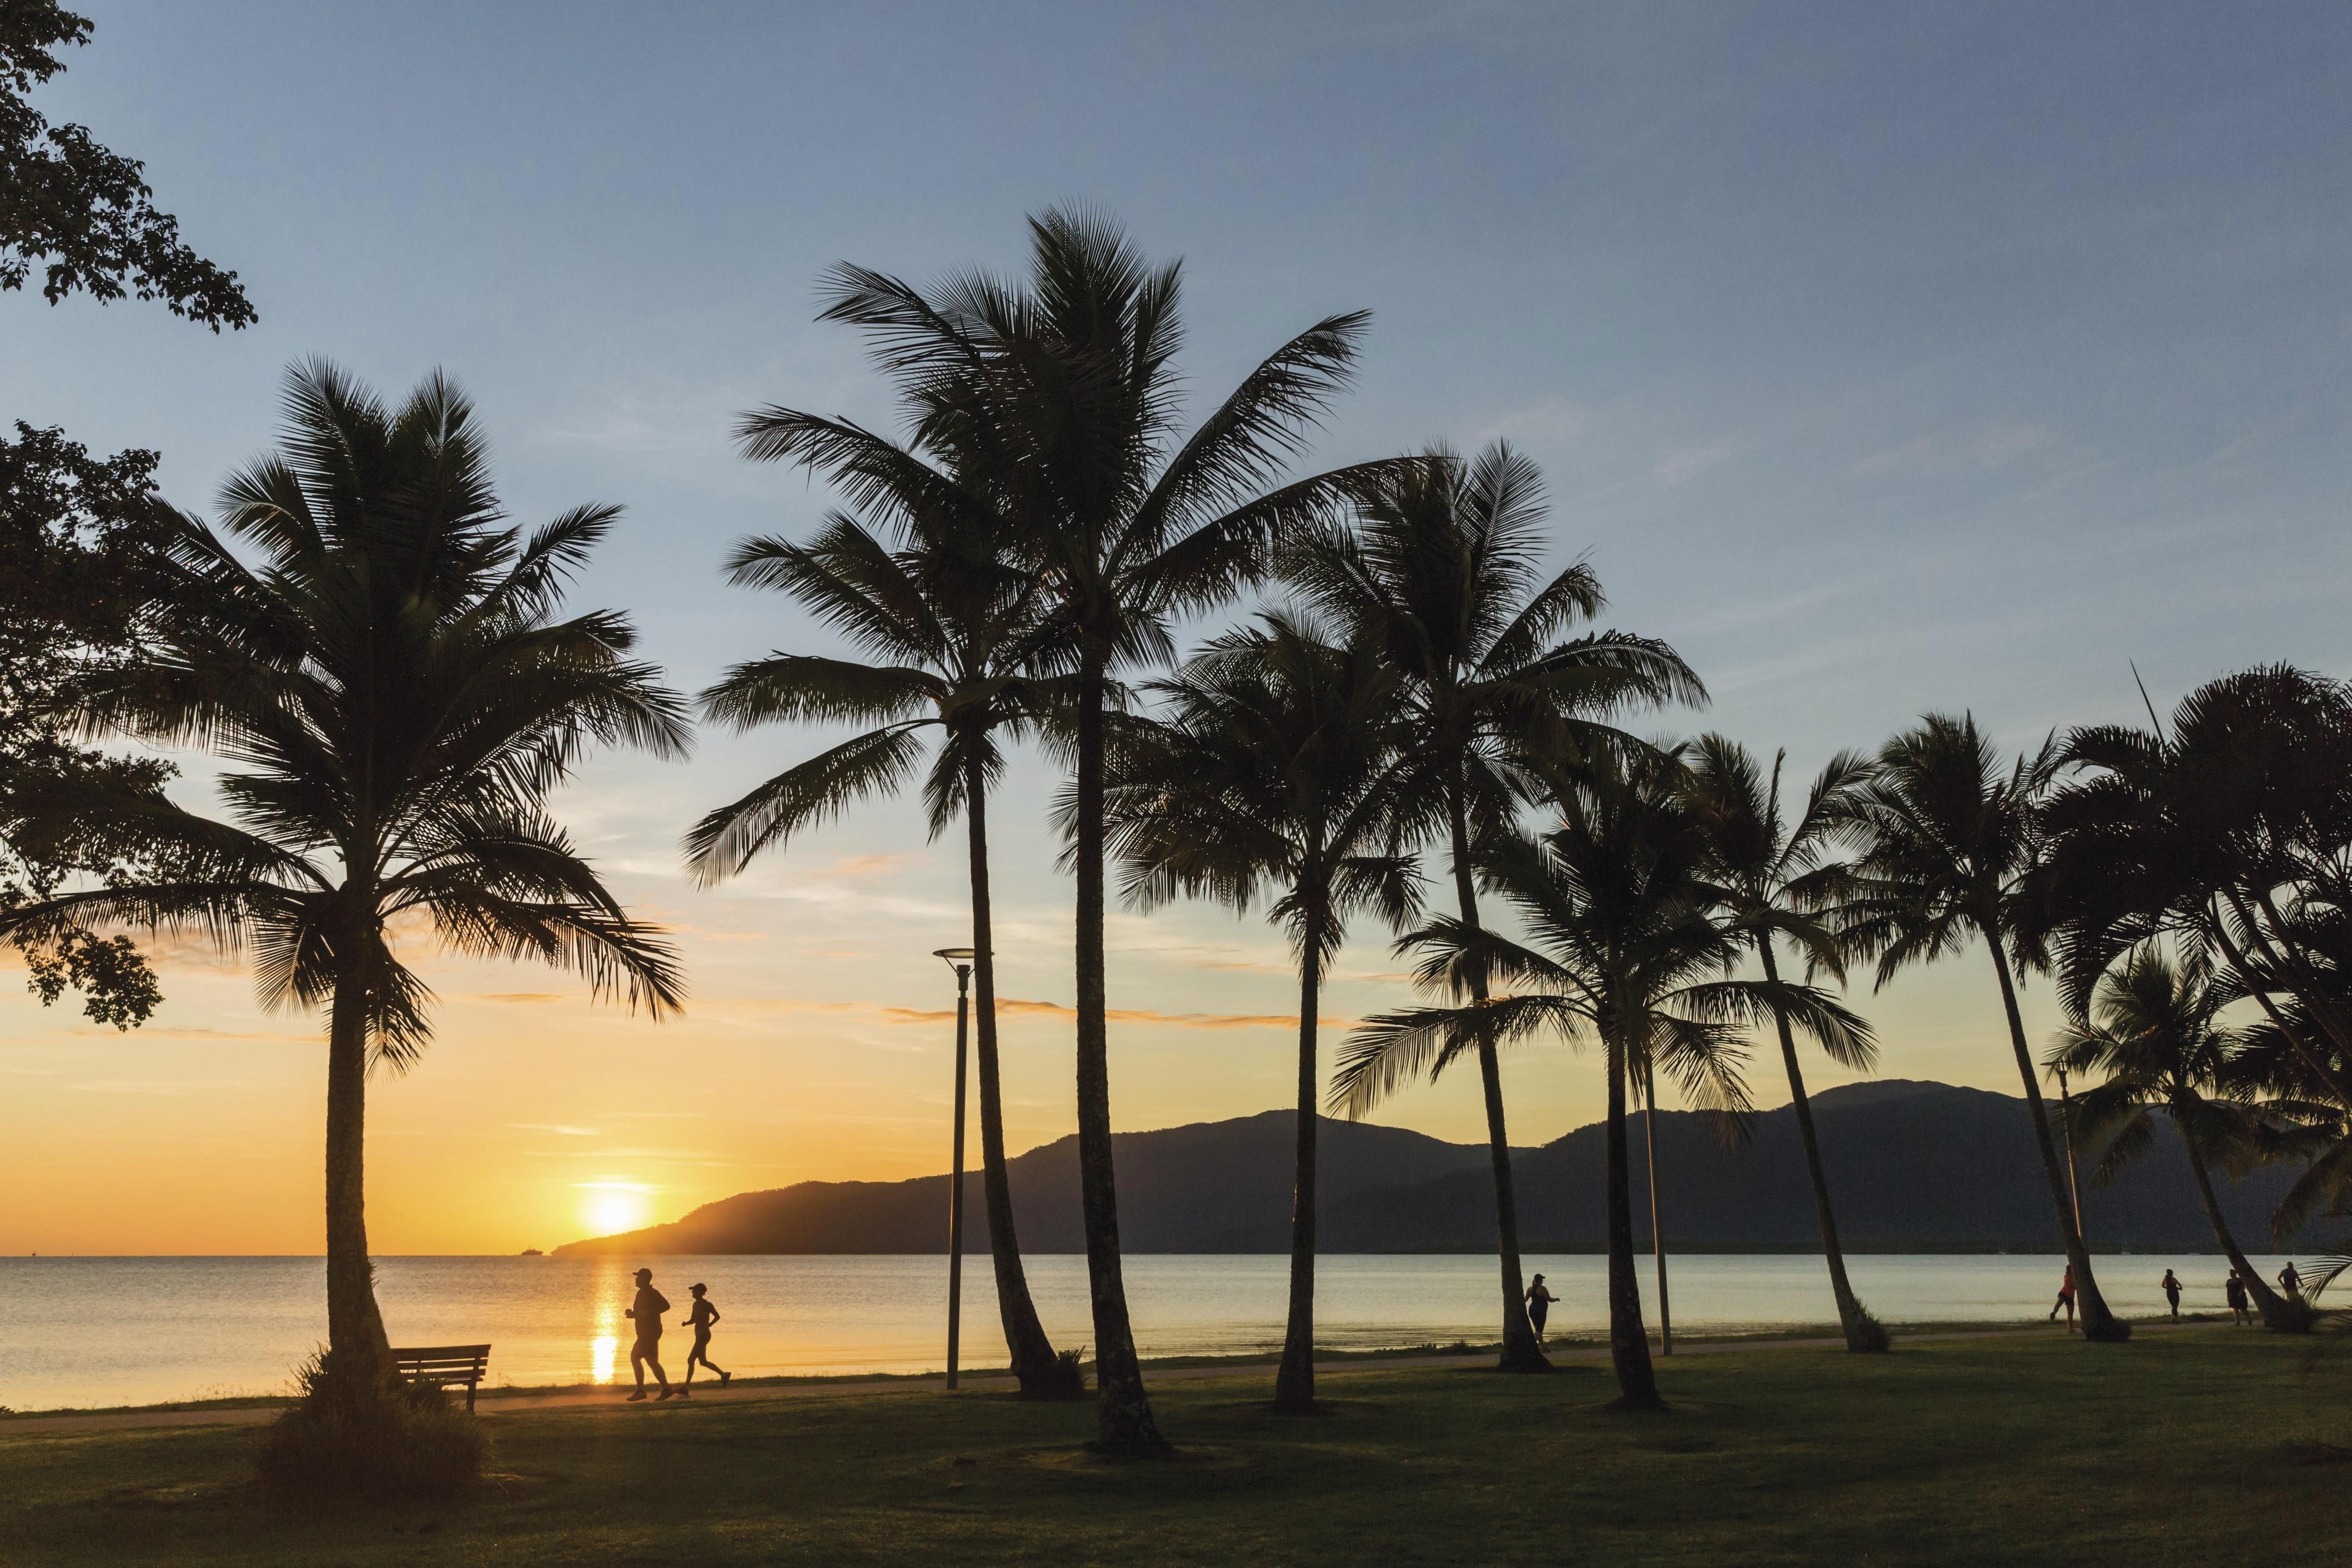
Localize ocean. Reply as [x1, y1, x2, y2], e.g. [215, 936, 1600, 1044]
[0, 1251, 2292, 1411]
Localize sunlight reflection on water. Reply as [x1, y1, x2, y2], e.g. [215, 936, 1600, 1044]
[591, 1336, 616, 1383]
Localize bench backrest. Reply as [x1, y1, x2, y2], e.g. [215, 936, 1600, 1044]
[391, 1344, 491, 1379]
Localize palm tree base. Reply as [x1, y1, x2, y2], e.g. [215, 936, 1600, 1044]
[1494, 1346, 1555, 1373]
[1841, 1310, 1892, 1354]
[2081, 1317, 2134, 1343]
[1604, 1392, 1669, 1414]
[2258, 1298, 2316, 1334]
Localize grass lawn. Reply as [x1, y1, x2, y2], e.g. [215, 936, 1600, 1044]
[2, 1326, 2346, 1566]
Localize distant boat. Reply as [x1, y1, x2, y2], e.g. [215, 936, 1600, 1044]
[519, 1248, 544, 1257]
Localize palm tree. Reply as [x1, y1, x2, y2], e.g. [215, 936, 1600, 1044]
[737, 208, 1412, 1452]
[1841, 714, 2129, 1341]
[1107, 613, 1418, 1412]
[1283, 442, 1701, 1373]
[1334, 745, 1869, 1409]
[682, 501, 1072, 1394]
[1683, 735, 1888, 1352]
[2046, 950, 2316, 1330]
[0, 364, 688, 1386]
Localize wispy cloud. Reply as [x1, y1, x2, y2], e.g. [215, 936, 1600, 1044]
[1850, 421, 2057, 476]
[511, 1123, 602, 1136]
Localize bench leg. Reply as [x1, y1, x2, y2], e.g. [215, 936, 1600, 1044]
[466, 1382, 476, 1414]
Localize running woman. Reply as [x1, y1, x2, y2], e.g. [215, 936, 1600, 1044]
[2160, 1269, 2182, 1319]
[680, 1282, 731, 1395]
[1525, 1275, 1560, 1345]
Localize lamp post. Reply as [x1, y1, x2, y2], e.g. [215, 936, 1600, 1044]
[2057, 1064, 2085, 1242]
[1642, 1058, 1673, 1356]
[933, 948, 975, 1390]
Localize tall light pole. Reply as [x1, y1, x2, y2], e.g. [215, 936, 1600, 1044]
[933, 948, 975, 1390]
[1642, 1058, 1673, 1356]
[2056, 1063, 2085, 1242]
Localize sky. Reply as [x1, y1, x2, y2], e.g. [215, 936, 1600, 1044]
[2, 1, 2346, 1255]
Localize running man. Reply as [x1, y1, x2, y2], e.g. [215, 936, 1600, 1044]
[2225, 1270, 2251, 1326]
[679, 1282, 730, 1396]
[2047, 1264, 2077, 1332]
[1525, 1274, 1560, 1345]
[2159, 1269, 2182, 1319]
[624, 1266, 673, 1401]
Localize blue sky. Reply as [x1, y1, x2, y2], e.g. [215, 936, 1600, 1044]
[4, 2, 2348, 1250]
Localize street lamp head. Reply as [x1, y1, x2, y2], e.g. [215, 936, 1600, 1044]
[933, 947, 977, 966]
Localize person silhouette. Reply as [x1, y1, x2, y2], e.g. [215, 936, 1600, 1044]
[1525, 1274, 1560, 1345]
[679, 1282, 730, 1396]
[2278, 1260, 2303, 1302]
[2159, 1269, 2182, 1319]
[2224, 1270, 2250, 1326]
[2047, 1264, 2077, 1332]
[625, 1266, 673, 1401]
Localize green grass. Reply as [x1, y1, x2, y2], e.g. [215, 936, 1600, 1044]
[3, 1327, 2346, 1566]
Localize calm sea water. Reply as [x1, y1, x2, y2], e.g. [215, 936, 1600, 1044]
[0, 1252, 2296, 1412]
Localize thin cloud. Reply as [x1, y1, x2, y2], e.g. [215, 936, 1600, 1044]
[511, 1123, 602, 1136]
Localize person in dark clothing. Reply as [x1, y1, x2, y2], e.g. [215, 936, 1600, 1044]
[1524, 1274, 1559, 1345]
[2224, 1270, 2251, 1326]
[625, 1266, 673, 1401]
[2160, 1269, 2182, 1319]
[680, 1282, 730, 1396]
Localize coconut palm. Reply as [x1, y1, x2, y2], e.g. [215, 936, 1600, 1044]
[2036, 669, 2352, 1110]
[736, 208, 1411, 1452]
[2045, 949, 2317, 1330]
[1334, 745, 1869, 1409]
[1683, 734, 1888, 1352]
[1283, 442, 1702, 1373]
[0, 363, 688, 1385]
[682, 500, 1073, 1394]
[1840, 714, 2129, 1341]
[1107, 612, 1419, 1412]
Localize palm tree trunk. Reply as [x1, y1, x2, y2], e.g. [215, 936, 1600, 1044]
[1984, 938, 2129, 1342]
[1449, 789, 1549, 1373]
[1640, 1062, 1672, 1356]
[325, 971, 391, 1383]
[1274, 901, 1322, 1413]
[963, 760, 1063, 1393]
[2179, 1124, 2304, 1332]
[1758, 945, 1879, 1351]
[1072, 649, 1166, 1454]
[1602, 1028, 1663, 1410]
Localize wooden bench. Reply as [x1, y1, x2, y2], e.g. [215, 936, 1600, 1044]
[391, 1344, 492, 1412]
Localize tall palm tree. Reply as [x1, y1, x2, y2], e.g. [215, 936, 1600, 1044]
[682, 502, 1071, 1394]
[1107, 613, 1419, 1412]
[2046, 950, 2317, 1331]
[0, 364, 688, 1385]
[1335, 745, 1869, 1409]
[1683, 735, 1888, 1352]
[1284, 442, 1701, 1373]
[738, 208, 1411, 1452]
[1841, 714, 2129, 1341]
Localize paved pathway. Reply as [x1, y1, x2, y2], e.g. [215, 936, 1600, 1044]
[0, 1321, 2153, 1438]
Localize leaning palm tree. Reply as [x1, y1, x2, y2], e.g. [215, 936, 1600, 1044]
[683, 499, 1073, 1395]
[1108, 613, 1418, 1412]
[2047, 949, 2317, 1331]
[1335, 745, 1869, 1409]
[1683, 734, 1888, 1352]
[1841, 714, 2129, 1341]
[0, 363, 688, 1386]
[1284, 442, 1702, 1373]
[737, 208, 1410, 1453]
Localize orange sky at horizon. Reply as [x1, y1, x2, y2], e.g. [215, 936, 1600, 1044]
[0, 766, 2060, 1258]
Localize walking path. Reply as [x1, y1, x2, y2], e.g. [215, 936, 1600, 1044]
[2, 1321, 2170, 1437]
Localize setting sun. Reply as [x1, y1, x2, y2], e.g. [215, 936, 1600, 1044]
[579, 1185, 652, 1237]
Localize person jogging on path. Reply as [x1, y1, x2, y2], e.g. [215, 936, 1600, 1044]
[2160, 1269, 2182, 1319]
[679, 1282, 730, 1396]
[1525, 1275, 1560, 1345]
[2225, 1270, 2251, 1326]
[2047, 1264, 2077, 1332]
[625, 1266, 673, 1401]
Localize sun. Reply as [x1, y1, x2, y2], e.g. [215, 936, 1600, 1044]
[580, 1186, 651, 1236]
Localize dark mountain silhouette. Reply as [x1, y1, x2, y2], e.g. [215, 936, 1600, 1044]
[552, 1080, 2320, 1256]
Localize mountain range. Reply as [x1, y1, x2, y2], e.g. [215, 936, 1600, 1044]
[553, 1079, 2324, 1256]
